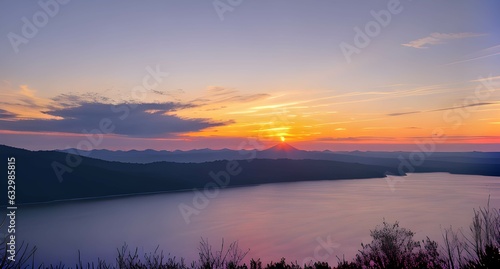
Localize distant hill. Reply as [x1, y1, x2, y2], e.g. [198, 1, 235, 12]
[58, 142, 500, 166]
[0, 144, 393, 205]
[1, 144, 499, 205]
[259, 142, 303, 159]
[265, 142, 299, 152]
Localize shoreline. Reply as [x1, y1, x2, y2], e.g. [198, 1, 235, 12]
[10, 171, 498, 207]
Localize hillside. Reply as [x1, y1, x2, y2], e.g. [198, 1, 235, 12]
[1, 144, 499, 205]
[0, 145, 391, 204]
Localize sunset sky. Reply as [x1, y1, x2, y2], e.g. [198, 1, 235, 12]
[0, 0, 499, 151]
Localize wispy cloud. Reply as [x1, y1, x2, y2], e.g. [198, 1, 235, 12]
[217, 94, 270, 103]
[251, 102, 300, 110]
[470, 75, 500, 83]
[317, 136, 397, 142]
[402, 32, 487, 49]
[387, 102, 495, 116]
[317, 135, 500, 143]
[192, 86, 270, 106]
[0, 85, 60, 119]
[206, 86, 238, 97]
[445, 45, 500, 66]
[51, 92, 114, 107]
[246, 84, 454, 114]
[409, 135, 500, 142]
[387, 111, 420, 117]
[227, 110, 258, 115]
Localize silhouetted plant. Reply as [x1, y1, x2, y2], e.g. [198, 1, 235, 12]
[115, 243, 188, 269]
[465, 198, 500, 263]
[440, 197, 500, 269]
[334, 255, 360, 269]
[197, 238, 249, 269]
[250, 259, 262, 269]
[303, 261, 331, 269]
[415, 238, 446, 269]
[334, 260, 360, 269]
[3, 198, 499, 269]
[441, 226, 467, 269]
[462, 244, 500, 269]
[265, 258, 300, 269]
[354, 220, 444, 269]
[0, 215, 37, 269]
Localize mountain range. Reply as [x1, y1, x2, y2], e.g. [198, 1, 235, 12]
[59, 142, 500, 165]
[1, 143, 499, 205]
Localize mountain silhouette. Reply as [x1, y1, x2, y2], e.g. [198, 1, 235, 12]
[0, 144, 393, 204]
[1, 144, 499, 204]
[260, 142, 303, 159]
[264, 142, 300, 152]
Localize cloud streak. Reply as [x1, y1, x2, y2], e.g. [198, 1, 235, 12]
[387, 102, 495, 116]
[445, 45, 500, 66]
[317, 136, 397, 142]
[402, 32, 486, 49]
[192, 86, 271, 106]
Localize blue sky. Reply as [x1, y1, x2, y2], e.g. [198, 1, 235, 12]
[0, 0, 499, 150]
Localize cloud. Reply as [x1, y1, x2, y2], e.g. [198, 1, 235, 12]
[149, 89, 186, 101]
[317, 135, 500, 143]
[0, 109, 16, 119]
[192, 86, 270, 105]
[387, 102, 494, 116]
[444, 45, 500, 66]
[51, 92, 114, 106]
[218, 94, 270, 103]
[317, 136, 396, 142]
[207, 86, 238, 97]
[387, 111, 420, 117]
[470, 75, 500, 83]
[260, 84, 458, 113]
[402, 32, 486, 49]
[0, 102, 228, 137]
[409, 135, 500, 142]
[429, 102, 493, 112]
[0, 85, 59, 119]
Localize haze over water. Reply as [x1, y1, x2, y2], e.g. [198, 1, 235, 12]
[19, 173, 500, 265]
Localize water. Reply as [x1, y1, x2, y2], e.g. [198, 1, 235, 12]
[17, 173, 500, 266]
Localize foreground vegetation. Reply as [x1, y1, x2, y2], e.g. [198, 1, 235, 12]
[1, 201, 498, 269]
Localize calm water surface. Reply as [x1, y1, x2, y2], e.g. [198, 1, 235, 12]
[18, 173, 500, 265]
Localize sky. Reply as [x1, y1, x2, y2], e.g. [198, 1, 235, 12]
[0, 0, 499, 151]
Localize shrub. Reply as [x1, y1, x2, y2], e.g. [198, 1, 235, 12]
[265, 258, 300, 269]
[441, 197, 500, 269]
[462, 244, 500, 269]
[197, 238, 249, 269]
[354, 220, 444, 269]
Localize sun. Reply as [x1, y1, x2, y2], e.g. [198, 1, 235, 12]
[280, 136, 285, 142]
